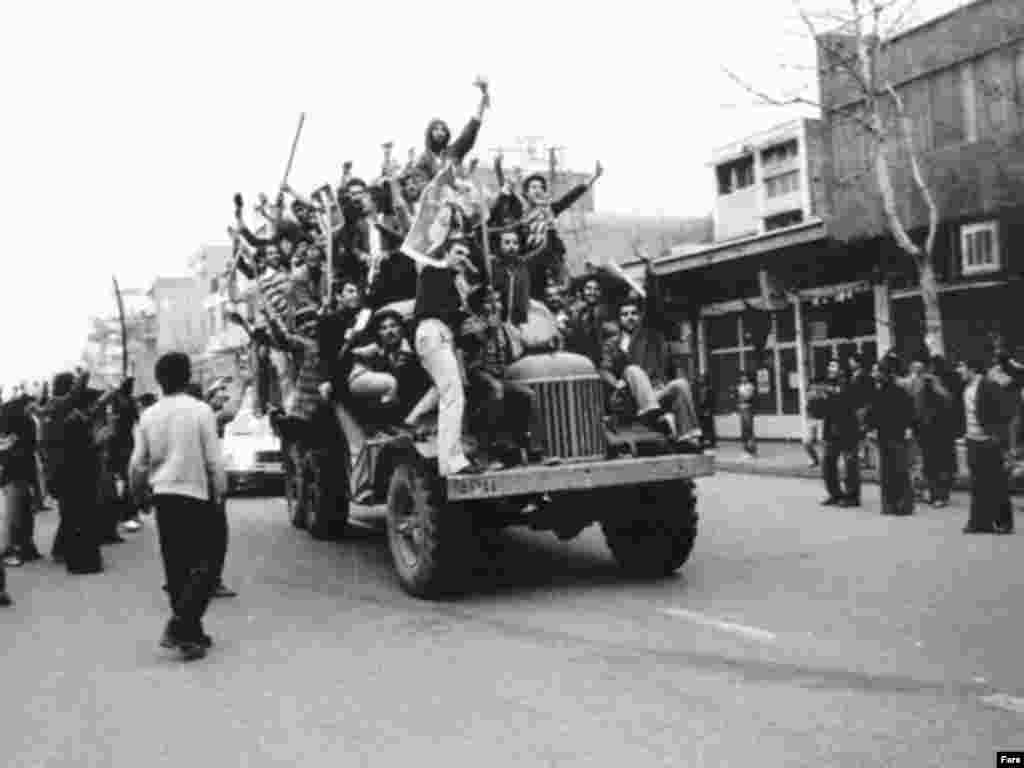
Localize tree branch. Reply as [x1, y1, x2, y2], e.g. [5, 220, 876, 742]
[721, 66, 823, 111]
[886, 82, 939, 258]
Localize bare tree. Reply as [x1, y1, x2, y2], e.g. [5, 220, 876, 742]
[723, 0, 982, 356]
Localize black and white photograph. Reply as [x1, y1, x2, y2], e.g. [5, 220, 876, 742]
[2, 0, 1023, 764]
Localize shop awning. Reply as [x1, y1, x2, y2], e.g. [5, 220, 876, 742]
[652, 220, 828, 275]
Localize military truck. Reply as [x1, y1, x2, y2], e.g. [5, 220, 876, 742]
[284, 299, 715, 599]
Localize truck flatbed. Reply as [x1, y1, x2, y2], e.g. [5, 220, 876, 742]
[446, 452, 715, 501]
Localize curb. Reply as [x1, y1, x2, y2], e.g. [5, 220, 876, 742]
[713, 457, 1024, 495]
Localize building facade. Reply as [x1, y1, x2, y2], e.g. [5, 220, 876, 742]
[628, 0, 1024, 441]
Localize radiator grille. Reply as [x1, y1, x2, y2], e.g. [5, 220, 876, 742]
[526, 375, 606, 462]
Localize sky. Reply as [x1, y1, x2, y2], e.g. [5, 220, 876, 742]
[0, 0, 967, 390]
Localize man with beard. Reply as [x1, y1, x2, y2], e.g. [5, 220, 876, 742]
[600, 297, 702, 452]
[566, 276, 613, 368]
[414, 78, 490, 182]
[490, 228, 532, 327]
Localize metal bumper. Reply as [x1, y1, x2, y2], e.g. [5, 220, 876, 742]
[446, 453, 715, 502]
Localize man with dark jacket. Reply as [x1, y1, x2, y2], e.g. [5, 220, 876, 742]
[811, 359, 862, 507]
[867, 354, 917, 516]
[600, 297, 701, 451]
[0, 392, 43, 566]
[960, 358, 1014, 534]
[413, 79, 489, 182]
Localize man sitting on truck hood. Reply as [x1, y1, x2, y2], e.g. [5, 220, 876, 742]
[600, 297, 702, 453]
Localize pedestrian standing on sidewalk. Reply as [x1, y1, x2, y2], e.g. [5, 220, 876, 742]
[918, 356, 956, 507]
[736, 372, 756, 458]
[816, 359, 861, 507]
[696, 373, 717, 450]
[130, 352, 227, 660]
[960, 359, 1014, 534]
[866, 354, 916, 516]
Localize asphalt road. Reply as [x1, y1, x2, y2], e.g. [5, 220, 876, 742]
[3, 473, 1023, 767]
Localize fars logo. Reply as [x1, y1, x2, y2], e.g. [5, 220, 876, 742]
[997, 752, 1024, 765]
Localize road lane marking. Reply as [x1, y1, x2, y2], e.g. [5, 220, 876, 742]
[659, 608, 777, 643]
[980, 693, 1024, 715]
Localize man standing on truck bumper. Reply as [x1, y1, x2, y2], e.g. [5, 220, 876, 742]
[412, 234, 484, 476]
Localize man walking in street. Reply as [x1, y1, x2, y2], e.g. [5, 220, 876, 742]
[130, 353, 227, 660]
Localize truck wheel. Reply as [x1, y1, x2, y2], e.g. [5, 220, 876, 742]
[386, 461, 471, 599]
[306, 450, 349, 541]
[601, 480, 698, 577]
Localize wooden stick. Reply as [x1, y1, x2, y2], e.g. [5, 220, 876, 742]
[281, 113, 306, 189]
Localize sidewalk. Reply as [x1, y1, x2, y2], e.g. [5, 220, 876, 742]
[711, 439, 1024, 494]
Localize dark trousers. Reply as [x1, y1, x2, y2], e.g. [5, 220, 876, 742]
[699, 410, 717, 448]
[738, 405, 756, 455]
[3, 481, 36, 555]
[59, 482, 103, 573]
[212, 499, 229, 585]
[154, 495, 218, 642]
[877, 438, 914, 515]
[823, 441, 861, 502]
[966, 439, 1013, 532]
[473, 376, 542, 454]
[919, 428, 956, 503]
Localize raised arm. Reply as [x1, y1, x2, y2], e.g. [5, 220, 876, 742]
[551, 161, 603, 217]
[448, 78, 491, 164]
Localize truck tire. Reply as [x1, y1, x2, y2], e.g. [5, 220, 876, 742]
[385, 461, 472, 599]
[306, 449, 349, 541]
[601, 480, 698, 577]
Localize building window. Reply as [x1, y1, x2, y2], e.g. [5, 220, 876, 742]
[764, 210, 804, 231]
[765, 171, 800, 199]
[761, 139, 798, 169]
[961, 221, 1000, 275]
[960, 60, 978, 143]
[716, 156, 755, 196]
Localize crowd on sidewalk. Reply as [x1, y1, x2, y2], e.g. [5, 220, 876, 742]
[0, 368, 238, 617]
[698, 344, 1023, 534]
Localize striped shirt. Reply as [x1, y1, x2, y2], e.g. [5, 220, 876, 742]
[257, 269, 293, 330]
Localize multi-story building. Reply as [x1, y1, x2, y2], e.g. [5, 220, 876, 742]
[626, 0, 1024, 440]
[819, 0, 1024, 365]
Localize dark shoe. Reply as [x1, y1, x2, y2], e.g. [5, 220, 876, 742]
[963, 525, 996, 534]
[839, 498, 861, 508]
[0, 591, 12, 607]
[820, 497, 840, 507]
[178, 641, 207, 661]
[212, 583, 238, 599]
[198, 633, 214, 649]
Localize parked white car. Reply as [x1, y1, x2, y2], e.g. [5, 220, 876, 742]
[222, 391, 284, 496]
